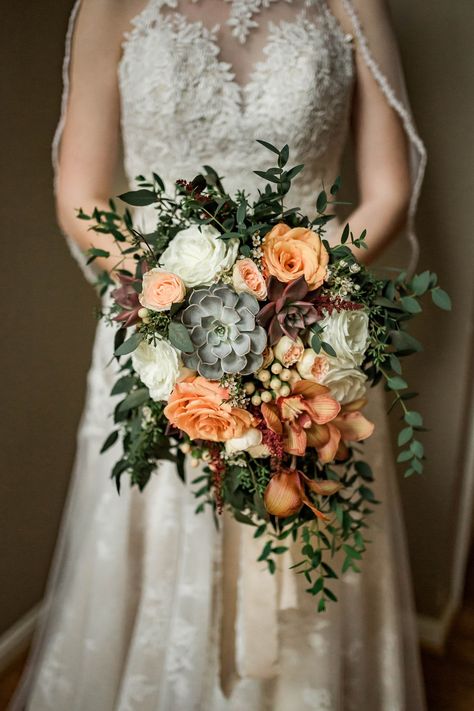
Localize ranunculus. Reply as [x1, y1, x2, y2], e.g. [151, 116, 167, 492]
[160, 225, 238, 287]
[232, 258, 267, 300]
[139, 267, 186, 312]
[321, 365, 368, 404]
[263, 223, 329, 289]
[132, 338, 181, 402]
[164, 376, 255, 442]
[274, 335, 304, 367]
[319, 310, 369, 366]
[225, 427, 264, 455]
[296, 348, 330, 382]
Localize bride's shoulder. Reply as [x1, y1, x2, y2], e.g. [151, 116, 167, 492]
[74, 0, 148, 43]
[325, 0, 392, 34]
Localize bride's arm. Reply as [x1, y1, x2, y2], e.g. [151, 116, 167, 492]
[348, 48, 411, 264]
[55, 0, 140, 274]
[329, 0, 412, 264]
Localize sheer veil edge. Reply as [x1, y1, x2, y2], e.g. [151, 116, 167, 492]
[339, 0, 427, 275]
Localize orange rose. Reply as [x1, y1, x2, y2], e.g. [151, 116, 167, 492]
[263, 223, 329, 289]
[232, 258, 267, 300]
[139, 267, 186, 312]
[164, 376, 255, 442]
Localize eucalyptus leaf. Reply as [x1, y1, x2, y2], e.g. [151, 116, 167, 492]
[431, 287, 452, 311]
[111, 375, 136, 396]
[411, 270, 431, 295]
[311, 333, 322, 353]
[398, 427, 413, 446]
[321, 341, 337, 357]
[389, 354, 402, 374]
[256, 139, 280, 155]
[115, 331, 144, 356]
[117, 388, 150, 414]
[405, 411, 423, 427]
[316, 190, 327, 213]
[168, 321, 194, 353]
[100, 430, 119, 453]
[285, 164, 304, 180]
[390, 330, 423, 355]
[118, 189, 158, 206]
[387, 376, 408, 391]
[401, 296, 422, 314]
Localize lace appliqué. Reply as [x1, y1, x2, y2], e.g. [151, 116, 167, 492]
[119, 1, 354, 220]
[226, 0, 291, 43]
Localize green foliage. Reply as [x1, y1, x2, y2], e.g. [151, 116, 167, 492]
[167, 321, 194, 353]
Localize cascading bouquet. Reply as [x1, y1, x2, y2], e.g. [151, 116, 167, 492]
[80, 141, 450, 611]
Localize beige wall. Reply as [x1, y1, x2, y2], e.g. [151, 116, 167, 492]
[388, 0, 474, 618]
[0, 0, 473, 638]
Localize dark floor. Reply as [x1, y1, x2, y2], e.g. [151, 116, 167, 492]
[1, 554, 474, 710]
[421, 548, 474, 711]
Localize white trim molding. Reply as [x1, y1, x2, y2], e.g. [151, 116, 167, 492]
[417, 602, 458, 653]
[0, 604, 42, 674]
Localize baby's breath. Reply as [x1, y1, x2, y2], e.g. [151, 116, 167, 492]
[220, 374, 249, 407]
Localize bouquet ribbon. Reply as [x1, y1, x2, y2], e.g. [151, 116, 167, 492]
[223, 515, 298, 682]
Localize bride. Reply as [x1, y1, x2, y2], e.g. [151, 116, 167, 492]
[12, 1, 427, 709]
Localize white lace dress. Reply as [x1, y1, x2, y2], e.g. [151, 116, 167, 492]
[12, 1, 427, 709]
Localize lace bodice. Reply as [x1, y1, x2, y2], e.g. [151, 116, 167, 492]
[118, 0, 355, 212]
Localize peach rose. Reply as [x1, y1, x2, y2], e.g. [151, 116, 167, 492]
[164, 376, 255, 442]
[139, 267, 186, 312]
[296, 349, 330, 383]
[274, 336, 304, 367]
[232, 258, 267, 300]
[263, 223, 329, 289]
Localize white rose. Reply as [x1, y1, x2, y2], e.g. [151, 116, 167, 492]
[321, 365, 367, 404]
[296, 348, 330, 383]
[225, 428, 269, 457]
[160, 225, 239, 287]
[132, 338, 181, 402]
[319, 310, 369, 366]
[274, 336, 304, 367]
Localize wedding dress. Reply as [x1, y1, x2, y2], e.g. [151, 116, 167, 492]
[12, 1, 427, 709]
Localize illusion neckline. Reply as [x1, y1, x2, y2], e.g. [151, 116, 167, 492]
[119, 1, 352, 103]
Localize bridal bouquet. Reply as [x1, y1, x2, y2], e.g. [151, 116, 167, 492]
[81, 141, 450, 610]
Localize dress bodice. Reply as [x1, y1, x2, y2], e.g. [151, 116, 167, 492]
[118, 0, 355, 213]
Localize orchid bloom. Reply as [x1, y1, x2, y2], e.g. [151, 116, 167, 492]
[316, 398, 375, 463]
[261, 380, 341, 457]
[261, 383, 374, 464]
[263, 467, 343, 521]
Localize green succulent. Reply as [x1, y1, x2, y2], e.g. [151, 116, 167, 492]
[181, 284, 267, 380]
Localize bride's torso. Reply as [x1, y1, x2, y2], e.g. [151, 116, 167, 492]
[117, 0, 355, 212]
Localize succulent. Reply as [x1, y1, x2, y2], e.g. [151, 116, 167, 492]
[257, 276, 320, 345]
[111, 273, 142, 327]
[181, 284, 267, 379]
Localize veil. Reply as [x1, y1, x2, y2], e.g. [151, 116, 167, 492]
[334, 0, 427, 275]
[9, 1, 426, 708]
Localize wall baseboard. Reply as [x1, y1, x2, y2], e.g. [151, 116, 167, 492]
[0, 604, 42, 675]
[417, 601, 457, 653]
